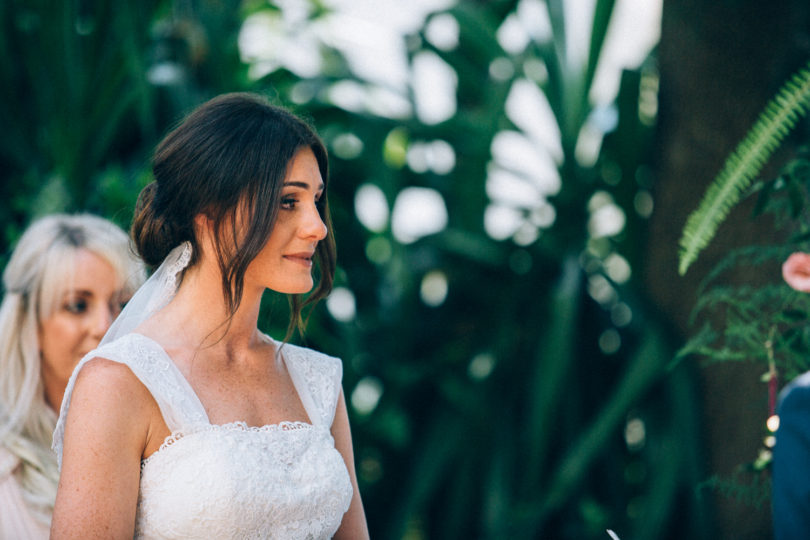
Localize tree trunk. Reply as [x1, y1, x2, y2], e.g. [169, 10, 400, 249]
[647, 1, 809, 538]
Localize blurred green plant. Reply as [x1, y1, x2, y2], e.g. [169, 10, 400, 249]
[676, 51, 810, 508]
[244, 1, 710, 538]
[0, 0, 159, 222]
[677, 144, 810, 508]
[0, 0, 247, 247]
[0, 1, 712, 538]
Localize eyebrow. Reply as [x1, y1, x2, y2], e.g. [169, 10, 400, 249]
[283, 181, 324, 191]
[62, 288, 125, 299]
[64, 290, 93, 297]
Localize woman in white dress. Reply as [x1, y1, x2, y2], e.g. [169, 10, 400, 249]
[0, 214, 144, 538]
[51, 93, 369, 539]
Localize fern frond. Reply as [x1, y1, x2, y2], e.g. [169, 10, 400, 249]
[698, 469, 771, 509]
[678, 60, 810, 275]
[695, 243, 794, 298]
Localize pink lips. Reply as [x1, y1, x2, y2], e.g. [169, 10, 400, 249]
[283, 252, 314, 267]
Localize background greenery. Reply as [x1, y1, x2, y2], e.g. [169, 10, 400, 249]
[2, 1, 807, 538]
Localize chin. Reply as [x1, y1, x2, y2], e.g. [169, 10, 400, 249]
[274, 281, 315, 295]
[294, 283, 315, 294]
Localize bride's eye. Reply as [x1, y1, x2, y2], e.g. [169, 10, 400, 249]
[281, 196, 297, 210]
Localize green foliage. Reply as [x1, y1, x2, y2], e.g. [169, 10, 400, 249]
[698, 468, 772, 510]
[673, 48, 810, 516]
[678, 59, 810, 275]
[681, 148, 810, 382]
[0, 0, 248, 242]
[0, 0, 162, 213]
[679, 147, 810, 512]
[0, 1, 711, 538]
[292, 3, 708, 538]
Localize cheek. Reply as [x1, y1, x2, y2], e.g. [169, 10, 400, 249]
[39, 317, 84, 370]
[256, 234, 287, 265]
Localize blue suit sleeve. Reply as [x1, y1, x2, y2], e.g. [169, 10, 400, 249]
[773, 374, 810, 540]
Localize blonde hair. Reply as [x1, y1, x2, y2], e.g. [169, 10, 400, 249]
[0, 214, 145, 525]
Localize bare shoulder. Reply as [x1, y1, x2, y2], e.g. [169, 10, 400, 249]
[73, 357, 148, 402]
[53, 357, 152, 538]
[74, 356, 145, 391]
[68, 357, 157, 442]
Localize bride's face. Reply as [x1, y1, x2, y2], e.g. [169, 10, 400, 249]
[244, 147, 327, 295]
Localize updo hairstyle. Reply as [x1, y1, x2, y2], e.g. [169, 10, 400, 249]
[131, 92, 336, 333]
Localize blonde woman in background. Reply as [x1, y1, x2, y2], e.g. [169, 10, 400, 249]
[0, 214, 144, 538]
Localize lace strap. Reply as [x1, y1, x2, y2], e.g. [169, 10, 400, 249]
[282, 343, 343, 427]
[53, 333, 209, 467]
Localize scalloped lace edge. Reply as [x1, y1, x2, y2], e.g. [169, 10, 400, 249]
[141, 420, 315, 468]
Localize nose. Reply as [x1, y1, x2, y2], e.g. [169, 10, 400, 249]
[301, 204, 328, 241]
[90, 303, 114, 341]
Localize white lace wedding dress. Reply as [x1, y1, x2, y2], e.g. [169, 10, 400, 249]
[53, 332, 353, 539]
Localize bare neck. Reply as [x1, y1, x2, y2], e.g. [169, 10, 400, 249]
[40, 364, 66, 413]
[138, 256, 266, 358]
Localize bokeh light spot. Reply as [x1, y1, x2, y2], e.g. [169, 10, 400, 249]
[469, 353, 496, 380]
[351, 376, 384, 415]
[391, 187, 448, 244]
[355, 183, 389, 232]
[326, 287, 357, 322]
[599, 328, 621, 354]
[420, 270, 448, 307]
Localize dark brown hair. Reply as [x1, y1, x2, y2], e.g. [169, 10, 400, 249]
[131, 92, 336, 336]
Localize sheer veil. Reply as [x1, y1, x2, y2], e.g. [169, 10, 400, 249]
[101, 241, 192, 346]
[52, 242, 192, 463]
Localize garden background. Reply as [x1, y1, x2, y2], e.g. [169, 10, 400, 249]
[1, 0, 809, 538]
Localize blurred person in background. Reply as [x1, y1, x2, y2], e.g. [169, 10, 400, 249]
[773, 252, 810, 539]
[0, 214, 144, 538]
[772, 371, 810, 540]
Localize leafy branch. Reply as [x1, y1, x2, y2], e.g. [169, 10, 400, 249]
[678, 60, 810, 275]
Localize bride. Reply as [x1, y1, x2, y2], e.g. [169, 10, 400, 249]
[50, 93, 369, 539]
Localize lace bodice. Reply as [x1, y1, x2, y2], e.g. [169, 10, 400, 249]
[53, 333, 352, 539]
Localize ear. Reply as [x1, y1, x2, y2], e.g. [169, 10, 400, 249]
[193, 213, 212, 236]
[193, 213, 216, 257]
